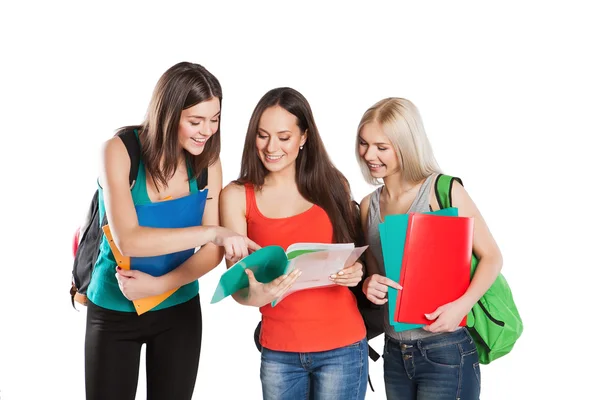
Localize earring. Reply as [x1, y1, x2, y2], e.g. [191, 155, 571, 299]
[300, 145, 304, 150]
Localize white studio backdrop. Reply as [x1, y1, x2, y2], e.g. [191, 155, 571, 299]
[0, 1, 598, 399]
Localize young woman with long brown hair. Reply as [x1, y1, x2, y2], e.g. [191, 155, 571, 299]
[86, 61, 257, 400]
[220, 87, 369, 400]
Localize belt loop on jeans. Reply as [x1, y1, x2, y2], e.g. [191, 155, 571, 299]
[465, 327, 474, 344]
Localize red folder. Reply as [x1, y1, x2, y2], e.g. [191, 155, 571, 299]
[394, 213, 473, 326]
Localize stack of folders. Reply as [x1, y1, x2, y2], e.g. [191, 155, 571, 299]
[104, 188, 208, 315]
[379, 207, 473, 331]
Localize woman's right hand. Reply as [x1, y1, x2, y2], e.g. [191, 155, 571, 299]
[244, 268, 302, 307]
[210, 226, 261, 263]
[362, 274, 402, 305]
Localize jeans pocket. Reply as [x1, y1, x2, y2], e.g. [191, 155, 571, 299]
[459, 336, 479, 358]
[423, 344, 462, 368]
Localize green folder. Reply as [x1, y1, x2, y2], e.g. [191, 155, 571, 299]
[210, 246, 290, 304]
[380, 207, 459, 331]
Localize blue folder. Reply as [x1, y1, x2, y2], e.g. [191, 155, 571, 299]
[131, 189, 208, 276]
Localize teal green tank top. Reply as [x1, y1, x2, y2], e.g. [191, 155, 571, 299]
[87, 150, 200, 312]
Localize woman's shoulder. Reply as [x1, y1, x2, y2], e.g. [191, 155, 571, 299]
[431, 173, 467, 195]
[102, 134, 127, 153]
[359, 186, 382, 224]
[359, 193, 372, 214]
[431, 173, 476, 214]
[100, 135, 133, 172]
[221, 181, 247, 201]
[360, 186, 383, 207]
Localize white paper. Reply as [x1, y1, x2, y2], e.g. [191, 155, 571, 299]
[272, 245, 368, 306]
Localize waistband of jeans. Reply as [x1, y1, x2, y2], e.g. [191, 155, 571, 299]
[385, 327, 470, 350]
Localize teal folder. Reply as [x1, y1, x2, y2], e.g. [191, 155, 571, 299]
[210, 246, 289, 304]
[380, 207, 459, 331]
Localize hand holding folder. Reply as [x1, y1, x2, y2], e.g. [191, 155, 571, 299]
[394, 213, 473, 326]
[103, 188, 208, 315]
[211, 243, 367, 306]
[103, 225, 178, 315]
[379, 207, 460, 332]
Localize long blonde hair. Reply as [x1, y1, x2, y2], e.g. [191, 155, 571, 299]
[356, 98, 441, 185]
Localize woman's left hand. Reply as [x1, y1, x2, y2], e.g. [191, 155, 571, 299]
[423, 298, 472, 333]
[330, 261, 364, 287]
[115, 267, 165, 301]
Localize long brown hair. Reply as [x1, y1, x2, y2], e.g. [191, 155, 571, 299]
[117, 62, 222, 188]
[236, 87, 360, 244]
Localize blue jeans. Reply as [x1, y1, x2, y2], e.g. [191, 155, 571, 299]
[383, 328, 480, 400]
[260, 338, 368, 400]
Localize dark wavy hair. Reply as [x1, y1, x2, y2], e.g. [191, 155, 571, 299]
[236, 87, 360, 244]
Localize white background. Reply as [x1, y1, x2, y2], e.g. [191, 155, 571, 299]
[0, 1, 598, 399]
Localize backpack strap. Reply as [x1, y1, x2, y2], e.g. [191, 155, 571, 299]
[97, 129, 141, 228]
[196, 167, 208, 191]
[117, 128, 208, 192]
[434, 174, 463, 209]
[115, 129, 141, 186]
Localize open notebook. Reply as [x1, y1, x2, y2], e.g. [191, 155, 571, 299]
[211, 242, 367, 306]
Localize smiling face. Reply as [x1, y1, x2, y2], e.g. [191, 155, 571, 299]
[255, 105, 306, 174]
[178, 96, 221, 156]
[358, 121, 401, 179]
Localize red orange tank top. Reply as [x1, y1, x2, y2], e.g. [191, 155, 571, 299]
[245, 184, 366, 352]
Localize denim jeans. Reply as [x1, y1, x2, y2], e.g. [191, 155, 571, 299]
[260, 338, 368, 400]
[383, 328, 480, 400]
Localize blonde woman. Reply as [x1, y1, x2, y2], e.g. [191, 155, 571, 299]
[357, 98, 502, 399]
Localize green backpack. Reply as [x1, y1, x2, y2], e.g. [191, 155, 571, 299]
[435, 174, 523, 364]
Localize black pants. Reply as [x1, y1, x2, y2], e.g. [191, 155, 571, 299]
[85, 295, 202, 400]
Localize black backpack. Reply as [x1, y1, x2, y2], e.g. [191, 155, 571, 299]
[70, 129, 140, 307]
[70, 128, 208, 308]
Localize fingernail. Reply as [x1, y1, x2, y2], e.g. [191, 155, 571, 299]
[330, 275, 336, 279]
[337, 271, 344, 276]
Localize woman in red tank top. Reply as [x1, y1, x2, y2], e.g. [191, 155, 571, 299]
[220, 88, 369, 400]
